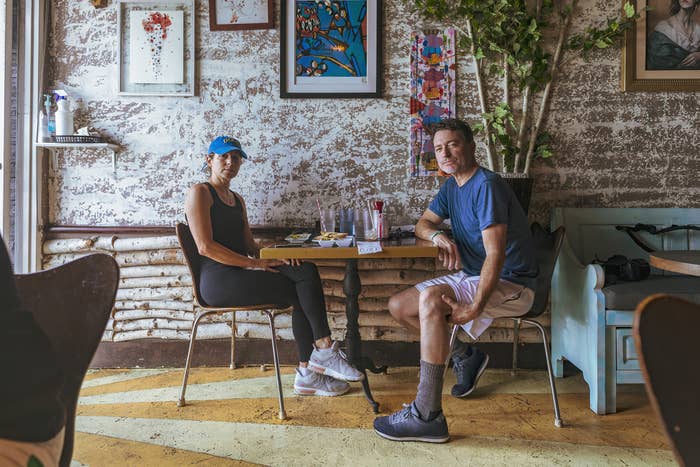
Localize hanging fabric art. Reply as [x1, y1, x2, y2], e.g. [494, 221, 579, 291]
[409, 29, 456, 177]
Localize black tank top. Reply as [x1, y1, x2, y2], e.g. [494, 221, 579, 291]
[203, 182, 247, 257]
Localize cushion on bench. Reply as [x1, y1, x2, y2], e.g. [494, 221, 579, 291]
[603, 275, 700, 310]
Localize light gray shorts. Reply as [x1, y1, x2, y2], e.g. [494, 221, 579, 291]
[415, 271, 535, 339]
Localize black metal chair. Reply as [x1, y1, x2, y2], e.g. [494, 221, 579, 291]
[634, 294, 699, 467]
[175, 223, 292, 420]
[15, 253, 119, 466]
[446, 223, 566, 427]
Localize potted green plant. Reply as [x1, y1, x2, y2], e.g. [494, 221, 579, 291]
[408, 0, 639, 211]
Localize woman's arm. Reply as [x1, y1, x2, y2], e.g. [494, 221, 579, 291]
[185, 184, 282, 270]
[235, 193, 260, 257]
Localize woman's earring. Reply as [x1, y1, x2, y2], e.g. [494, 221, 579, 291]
[201, 163, 209, 173]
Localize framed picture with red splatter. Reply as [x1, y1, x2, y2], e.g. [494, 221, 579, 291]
[209, 0, 273, 31]
[117, 0, 195, 96]
[280, 0, 382, 98]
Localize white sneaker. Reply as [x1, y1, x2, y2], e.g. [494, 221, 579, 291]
[308, 341, 365, 382]
[294, 368, 350, 396]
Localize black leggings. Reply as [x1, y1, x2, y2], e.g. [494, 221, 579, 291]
[199, 260, 331, 362]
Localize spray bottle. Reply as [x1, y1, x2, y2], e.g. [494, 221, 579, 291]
[54, 90, 74, 136]
[43, 94, 55, 137]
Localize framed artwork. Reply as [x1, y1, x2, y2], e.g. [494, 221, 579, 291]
[208, 0, 273, 31]
[409, 29, 456, 177]
[280, 0, 382, 98]
[622, 0, 700, 91]
[117, 0, 195, 96]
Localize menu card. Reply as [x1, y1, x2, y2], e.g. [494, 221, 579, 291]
[357, 241, 383, 255]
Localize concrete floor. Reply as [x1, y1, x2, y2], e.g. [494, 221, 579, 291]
[72, 366, 675, 466]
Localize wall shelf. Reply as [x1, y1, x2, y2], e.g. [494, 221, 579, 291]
[35, 142, 120, 172]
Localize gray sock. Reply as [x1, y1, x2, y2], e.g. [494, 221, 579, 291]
[415, 360, 445, 420]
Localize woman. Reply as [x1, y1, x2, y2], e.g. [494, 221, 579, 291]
[185, 136, 363, 397]
[647, 0, 700, 69]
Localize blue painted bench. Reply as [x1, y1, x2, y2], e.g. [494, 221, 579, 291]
[550, 208, 700, 414]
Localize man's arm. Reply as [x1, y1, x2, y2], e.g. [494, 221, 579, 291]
[416, 209, 461, 270]
[441, 223, 507, 324]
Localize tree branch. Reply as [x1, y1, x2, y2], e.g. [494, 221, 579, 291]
[513, 85, 531, 172]
[502, 57, 510, 172]
[464, 21, 496, 171]
[524, 1, 576, 175]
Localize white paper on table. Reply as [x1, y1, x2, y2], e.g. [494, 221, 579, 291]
[357, 241, 383, 255]
[129, 10, 184, 84]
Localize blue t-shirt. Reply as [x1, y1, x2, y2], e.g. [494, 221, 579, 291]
[428, 167, 538, 289]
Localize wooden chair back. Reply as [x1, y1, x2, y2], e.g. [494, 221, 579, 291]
[527, 223, 565, 318]
[15, 254, 119, 467]
[634, 294, 700, 467]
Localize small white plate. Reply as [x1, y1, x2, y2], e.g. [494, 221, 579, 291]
[285, 233, 311, 244]
[315, 236, 354, 248]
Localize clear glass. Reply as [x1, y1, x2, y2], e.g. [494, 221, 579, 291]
[320, 208, 336, 233]
[361, 208, 377, 240]
[339, 207, 355, 235]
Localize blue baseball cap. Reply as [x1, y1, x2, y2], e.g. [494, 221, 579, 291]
[208, 136, 248, 159]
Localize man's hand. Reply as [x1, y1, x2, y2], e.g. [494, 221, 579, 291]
[433, 234, 462, 270]
[441, 294, 482, 325]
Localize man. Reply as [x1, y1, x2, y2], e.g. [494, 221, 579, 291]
[373, 119, 538, 443]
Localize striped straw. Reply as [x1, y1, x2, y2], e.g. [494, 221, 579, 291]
[317, 198, 326, 232]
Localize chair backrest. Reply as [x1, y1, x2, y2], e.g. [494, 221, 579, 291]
[528, 223, 566, 317]
[175, 222, 208, 307]
[634, 294, 700, 467]
[15, 253, 119, 467]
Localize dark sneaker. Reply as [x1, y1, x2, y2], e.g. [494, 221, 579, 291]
[451, 345, 489, 398]
[373, 402, 449, 443]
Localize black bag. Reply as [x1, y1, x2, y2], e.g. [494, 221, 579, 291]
[592, 254, 651, 286]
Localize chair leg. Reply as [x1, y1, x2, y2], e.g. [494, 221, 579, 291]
[511, 318, 521, 376]
[443, 324, 460, 379]
[230, 311, 237, 369]
[265, 310, 287, 420]
[523, 318, 563, 428]
[178, 311, 210, 407]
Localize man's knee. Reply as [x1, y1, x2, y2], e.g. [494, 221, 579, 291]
[418, 287, 448, 321]
[388, 294, 404, 319]
[388, 288, 417, 321]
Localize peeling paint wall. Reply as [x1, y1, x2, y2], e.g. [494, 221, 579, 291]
[47, 0, 698, 228]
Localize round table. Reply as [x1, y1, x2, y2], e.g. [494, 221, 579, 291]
[649, 251, 700, 277]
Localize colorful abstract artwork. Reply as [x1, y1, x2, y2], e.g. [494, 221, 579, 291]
[129, 10, 184, 84]
[409, 29, 456, 177]
[294, 0, 368, 78]
[208, 0, 272, 30]
[281, 0, 380, 97]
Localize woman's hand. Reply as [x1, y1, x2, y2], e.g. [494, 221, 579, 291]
[433, 234, 462, 270]
[680, 51, 700, 68]
[250, 258, 287, 272]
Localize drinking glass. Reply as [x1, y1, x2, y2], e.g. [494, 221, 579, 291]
[320, 208, 336, 233]
[339, 208, 355, 235]
[360, 208, 377, 240]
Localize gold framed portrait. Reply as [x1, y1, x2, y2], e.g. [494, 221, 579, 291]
[622, 0, 700, 91]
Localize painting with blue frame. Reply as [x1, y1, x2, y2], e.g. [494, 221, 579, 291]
[294, 0, 368, 78]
